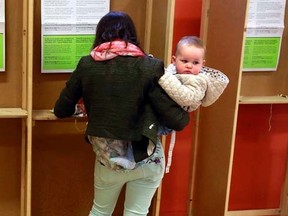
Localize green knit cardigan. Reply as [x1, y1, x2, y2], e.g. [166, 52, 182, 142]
[54, 55, 189, 146]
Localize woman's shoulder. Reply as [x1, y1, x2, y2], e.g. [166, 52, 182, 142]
[137, 55, 164, 71]
[75, 55, 99, 71]
[144, 55, 163, 64]
[78, 55, 94, 63]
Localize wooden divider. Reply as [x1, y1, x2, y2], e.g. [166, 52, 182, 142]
[29, 1, 174, 216]
[193, 0, 288, 216]
[1, 0, 175, 215]
[192, 0, 247, 215]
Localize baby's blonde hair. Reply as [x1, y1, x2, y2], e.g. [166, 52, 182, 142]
[175, 36, 205, 55]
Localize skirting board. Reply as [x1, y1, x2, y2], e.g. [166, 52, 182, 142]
[226, 208, 280, 216]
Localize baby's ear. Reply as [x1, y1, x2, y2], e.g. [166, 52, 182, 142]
[171, 55, 176, 64]
[203, 59, 206, 66]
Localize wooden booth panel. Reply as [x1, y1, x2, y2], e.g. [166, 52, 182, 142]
[32, 0, 74, 110]
[148, 0, 173, 65]
[32, 0, 150, 110]
[31, 121, 155, 216]
[240, 2, 288, 97]
[0, 119, 22, 216]
[32, 0, 172, 110]
[192, 0, 247, 216]
[30, 1, 174, 215]
[110, 0, 147, 49]
[31, 121, 94, 216]
[0, 0, 24, 107]
[228, 0, 288, 214]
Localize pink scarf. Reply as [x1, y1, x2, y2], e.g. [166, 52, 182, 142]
[90, 40, 145, 61]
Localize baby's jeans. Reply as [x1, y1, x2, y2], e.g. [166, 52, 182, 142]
[89, 139, 165, 216]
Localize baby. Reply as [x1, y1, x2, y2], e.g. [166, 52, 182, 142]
[158, 36, 229, 173]
[158, 36, 229, 112]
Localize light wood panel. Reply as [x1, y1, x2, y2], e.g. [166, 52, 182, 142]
[192, 0, 248, 215]
[194, 1, 288, 216]
[0, 108, 27, 118]
[0, 0, 23, 108]
[29, 1, 174, 216]
[0, 1, 31, 216]
[32, 0, 174, 110]
[1, 1, 174, 215]
[0, 119, 22, 216]
[239, 96, 288, 104]
[148, 0, 175, 65]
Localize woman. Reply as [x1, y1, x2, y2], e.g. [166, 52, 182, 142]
[54, 11, 189, 216]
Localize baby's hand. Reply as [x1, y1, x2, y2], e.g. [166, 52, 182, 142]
[74, 99, 87, 117]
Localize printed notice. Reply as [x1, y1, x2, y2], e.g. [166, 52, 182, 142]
[0, 0, 5, 71]
[41, 0, 110, 73]
[243, 0, 286, 71]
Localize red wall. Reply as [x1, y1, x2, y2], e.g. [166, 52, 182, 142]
[229, 104, 288, 210]
[171, 0, 202, 54]
[159, 1, 202, 215]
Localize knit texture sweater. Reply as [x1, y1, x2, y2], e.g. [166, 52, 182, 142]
[159, 64, 229, 112]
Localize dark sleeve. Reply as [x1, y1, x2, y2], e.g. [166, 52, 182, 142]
[53, 58, 83, 118]
[149, 61, 190, 131]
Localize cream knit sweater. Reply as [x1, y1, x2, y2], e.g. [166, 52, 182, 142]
[158, 64, 229, 112]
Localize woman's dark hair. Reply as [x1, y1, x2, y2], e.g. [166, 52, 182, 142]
[92, 11, 140, 48]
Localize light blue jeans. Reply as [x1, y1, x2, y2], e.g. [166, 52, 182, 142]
[89, 139, 165, 216]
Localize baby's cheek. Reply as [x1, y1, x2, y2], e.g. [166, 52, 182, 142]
[191, 69, 201, 75]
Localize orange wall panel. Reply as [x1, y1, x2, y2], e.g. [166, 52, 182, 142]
[172, 0, 202, 54]
[229, 104, 288, 210]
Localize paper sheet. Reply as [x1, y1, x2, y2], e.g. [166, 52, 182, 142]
[0, 0, 5, 72]
[243, 0, 286, 71]
[41, 0, 110, 73]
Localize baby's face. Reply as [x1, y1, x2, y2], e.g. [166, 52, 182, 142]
[172, 45, 205, 75]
